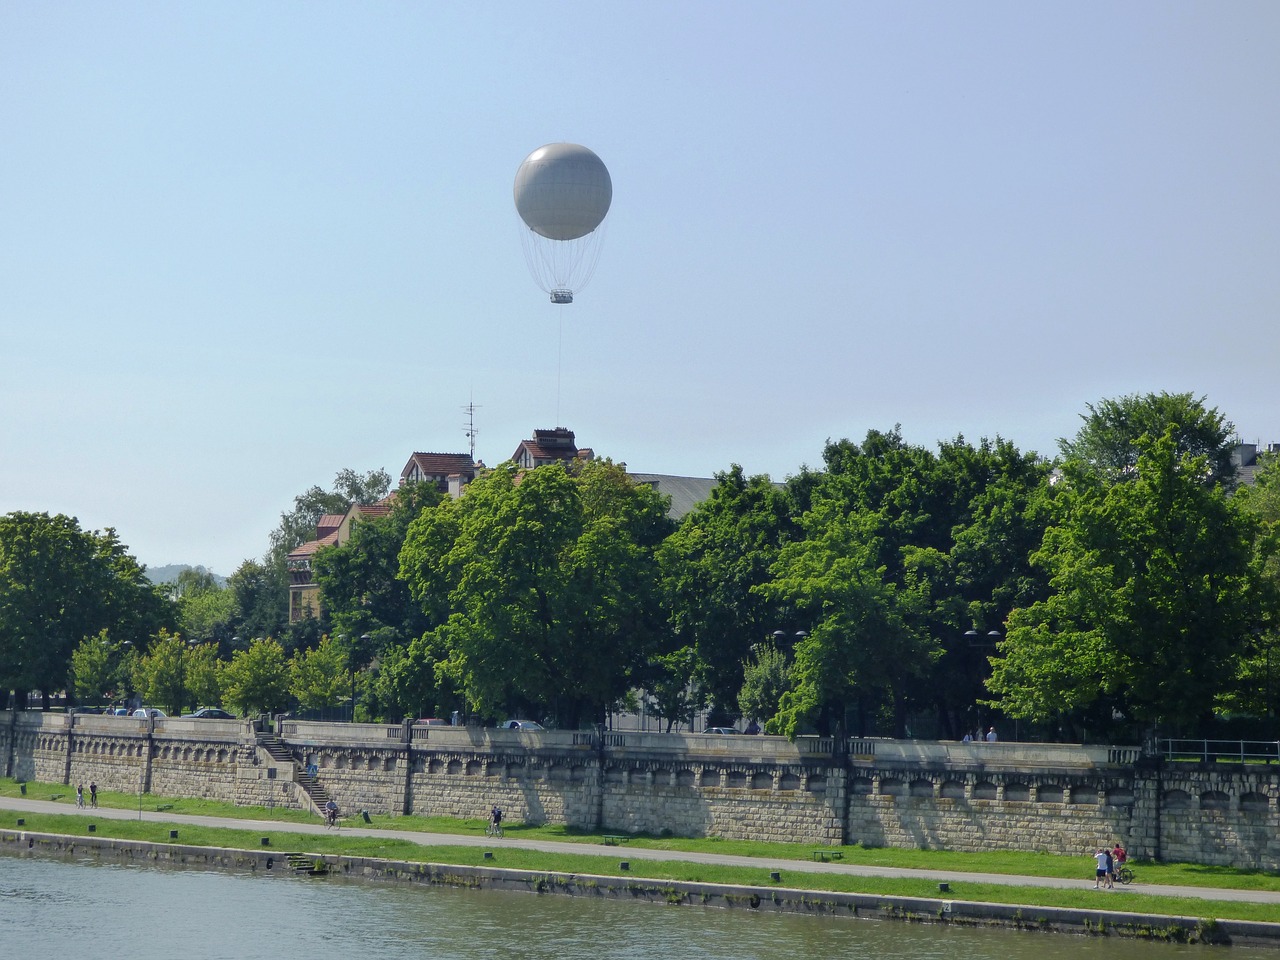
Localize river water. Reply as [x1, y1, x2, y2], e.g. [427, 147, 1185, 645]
[0, 854, 1268, 958]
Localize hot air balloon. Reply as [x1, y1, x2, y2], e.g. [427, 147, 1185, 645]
[513, 143, 612, 304]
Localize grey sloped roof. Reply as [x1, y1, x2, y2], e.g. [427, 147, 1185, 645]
[628, 473, 719, 520]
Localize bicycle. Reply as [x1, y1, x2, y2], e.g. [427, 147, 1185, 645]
[485, 819, 504, 838]
[1115, 865, 1134, 885]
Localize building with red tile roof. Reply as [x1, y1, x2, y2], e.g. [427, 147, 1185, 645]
[286, 498, 395, 622]
[400, 452, 479, 498]
[510, 427, 594, 470]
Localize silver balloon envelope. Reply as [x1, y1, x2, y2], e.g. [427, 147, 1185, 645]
[514, 143, 612, 241]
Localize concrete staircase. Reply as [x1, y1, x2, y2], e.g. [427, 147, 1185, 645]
[255, 733, 332, 816]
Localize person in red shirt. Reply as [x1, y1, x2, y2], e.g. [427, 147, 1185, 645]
[1111, 842, 1127, 881]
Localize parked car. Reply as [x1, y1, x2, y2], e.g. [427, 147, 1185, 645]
[182, 707, 236, 720]
[503, 719, 545, 731]
[415, 717, 450, 726]
[705, 727, 737, 735]
[133, 708, 167, 718]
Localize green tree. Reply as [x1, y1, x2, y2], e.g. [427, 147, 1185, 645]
[1225, 453, 1280, 726]
[737, 640, 791, 729]
[400, 460, 674, 728]
[924, 437, 1053, 737]
[220, 637, 291, 717]
[178, 586, 239, 647]
[168, 567, 221, 600]
[774, 430, 1050, 739]
[289, 634, 349, 711]
[657, 466, 797, 720]
[988, 432, 1264, 735]
[267, 467, 392, 568]
[762, 429, 982, 737]
[763, 508, 921, 737]
[312, 481, 442, 656]
[0, 512, 175, 708]
[1059, 391, 1239, 487]
[373, 632, 458, 722]
[645, 646, 704, 732]
[231, 468, 394, 644]
[135, 630, 191, 715]
[186, 643, 224, 711]
[69, 630, 117, 707]
[226, 559, 287, 647]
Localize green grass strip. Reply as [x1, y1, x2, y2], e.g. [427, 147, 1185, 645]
[6, 810, 1278, 924]
[5, 778, 1279, 907]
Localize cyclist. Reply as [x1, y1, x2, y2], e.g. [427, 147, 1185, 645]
[1111, 842, 1128, 881]
[488, 805, 504, 836]
[324, 798, 339, 828]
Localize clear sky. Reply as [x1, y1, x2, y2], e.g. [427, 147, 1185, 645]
[2, 2, 1277, 577]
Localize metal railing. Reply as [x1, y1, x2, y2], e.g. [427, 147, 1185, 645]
[1162, 739, 1280, 763]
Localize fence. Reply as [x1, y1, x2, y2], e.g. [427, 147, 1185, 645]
[1162, 739, 1280, 763]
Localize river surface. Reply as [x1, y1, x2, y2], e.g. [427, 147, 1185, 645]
[0, 854, 1269, 958]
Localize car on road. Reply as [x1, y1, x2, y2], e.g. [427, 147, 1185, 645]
[133, 708, 167, 719]
[415, 717, 450, 725]
[182, 707, 236, 719]
[503, 719, 545, 731]
[705, 727, 738, 735]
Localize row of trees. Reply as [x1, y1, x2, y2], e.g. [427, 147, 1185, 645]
[304, 391, 1279, 741]
[68, 628, 354, 720]
[3, 392, 1277, 741]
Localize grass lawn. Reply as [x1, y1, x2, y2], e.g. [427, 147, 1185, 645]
[4, 777, 1279, 916]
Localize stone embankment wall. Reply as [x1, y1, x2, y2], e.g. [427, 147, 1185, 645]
[2, 711, 304, 811]
[5, 711, 1279, 868]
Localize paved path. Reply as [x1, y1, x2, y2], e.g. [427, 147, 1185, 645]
[3, 796, 1277, 908]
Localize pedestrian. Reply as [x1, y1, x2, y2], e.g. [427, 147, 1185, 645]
[1103, 846, 1114, 888]
[76, 784, 85, 808]
[89, 782, 97, 808]
[985, 726, 997, 743]
[1093, 848, 1109, 888]
[962, 731, 972, 743]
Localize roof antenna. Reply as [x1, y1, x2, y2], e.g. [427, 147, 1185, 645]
[462, 397, 480, 462]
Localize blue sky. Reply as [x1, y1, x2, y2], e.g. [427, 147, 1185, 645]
[2, 2, 1277, 576]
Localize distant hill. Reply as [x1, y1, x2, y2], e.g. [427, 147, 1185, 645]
[146, 564, 227, 588]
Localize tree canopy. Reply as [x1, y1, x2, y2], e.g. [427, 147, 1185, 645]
[988, 432, 1266, 734]
[399, 459, 674, 728]
[657, 465, 798, 720]
[0, 512, 174, 707]
[11, 392, 1278, 741]
[1058, 391, 1238, 487]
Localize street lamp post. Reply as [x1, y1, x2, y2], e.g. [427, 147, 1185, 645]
[349, 633, 371, 724]
[964, 629, 1005, 739]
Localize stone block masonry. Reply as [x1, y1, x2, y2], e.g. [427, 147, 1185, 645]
[5, 711, 1279, 868]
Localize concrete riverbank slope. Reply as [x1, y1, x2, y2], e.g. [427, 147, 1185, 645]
[5, 827, 1278, 948]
